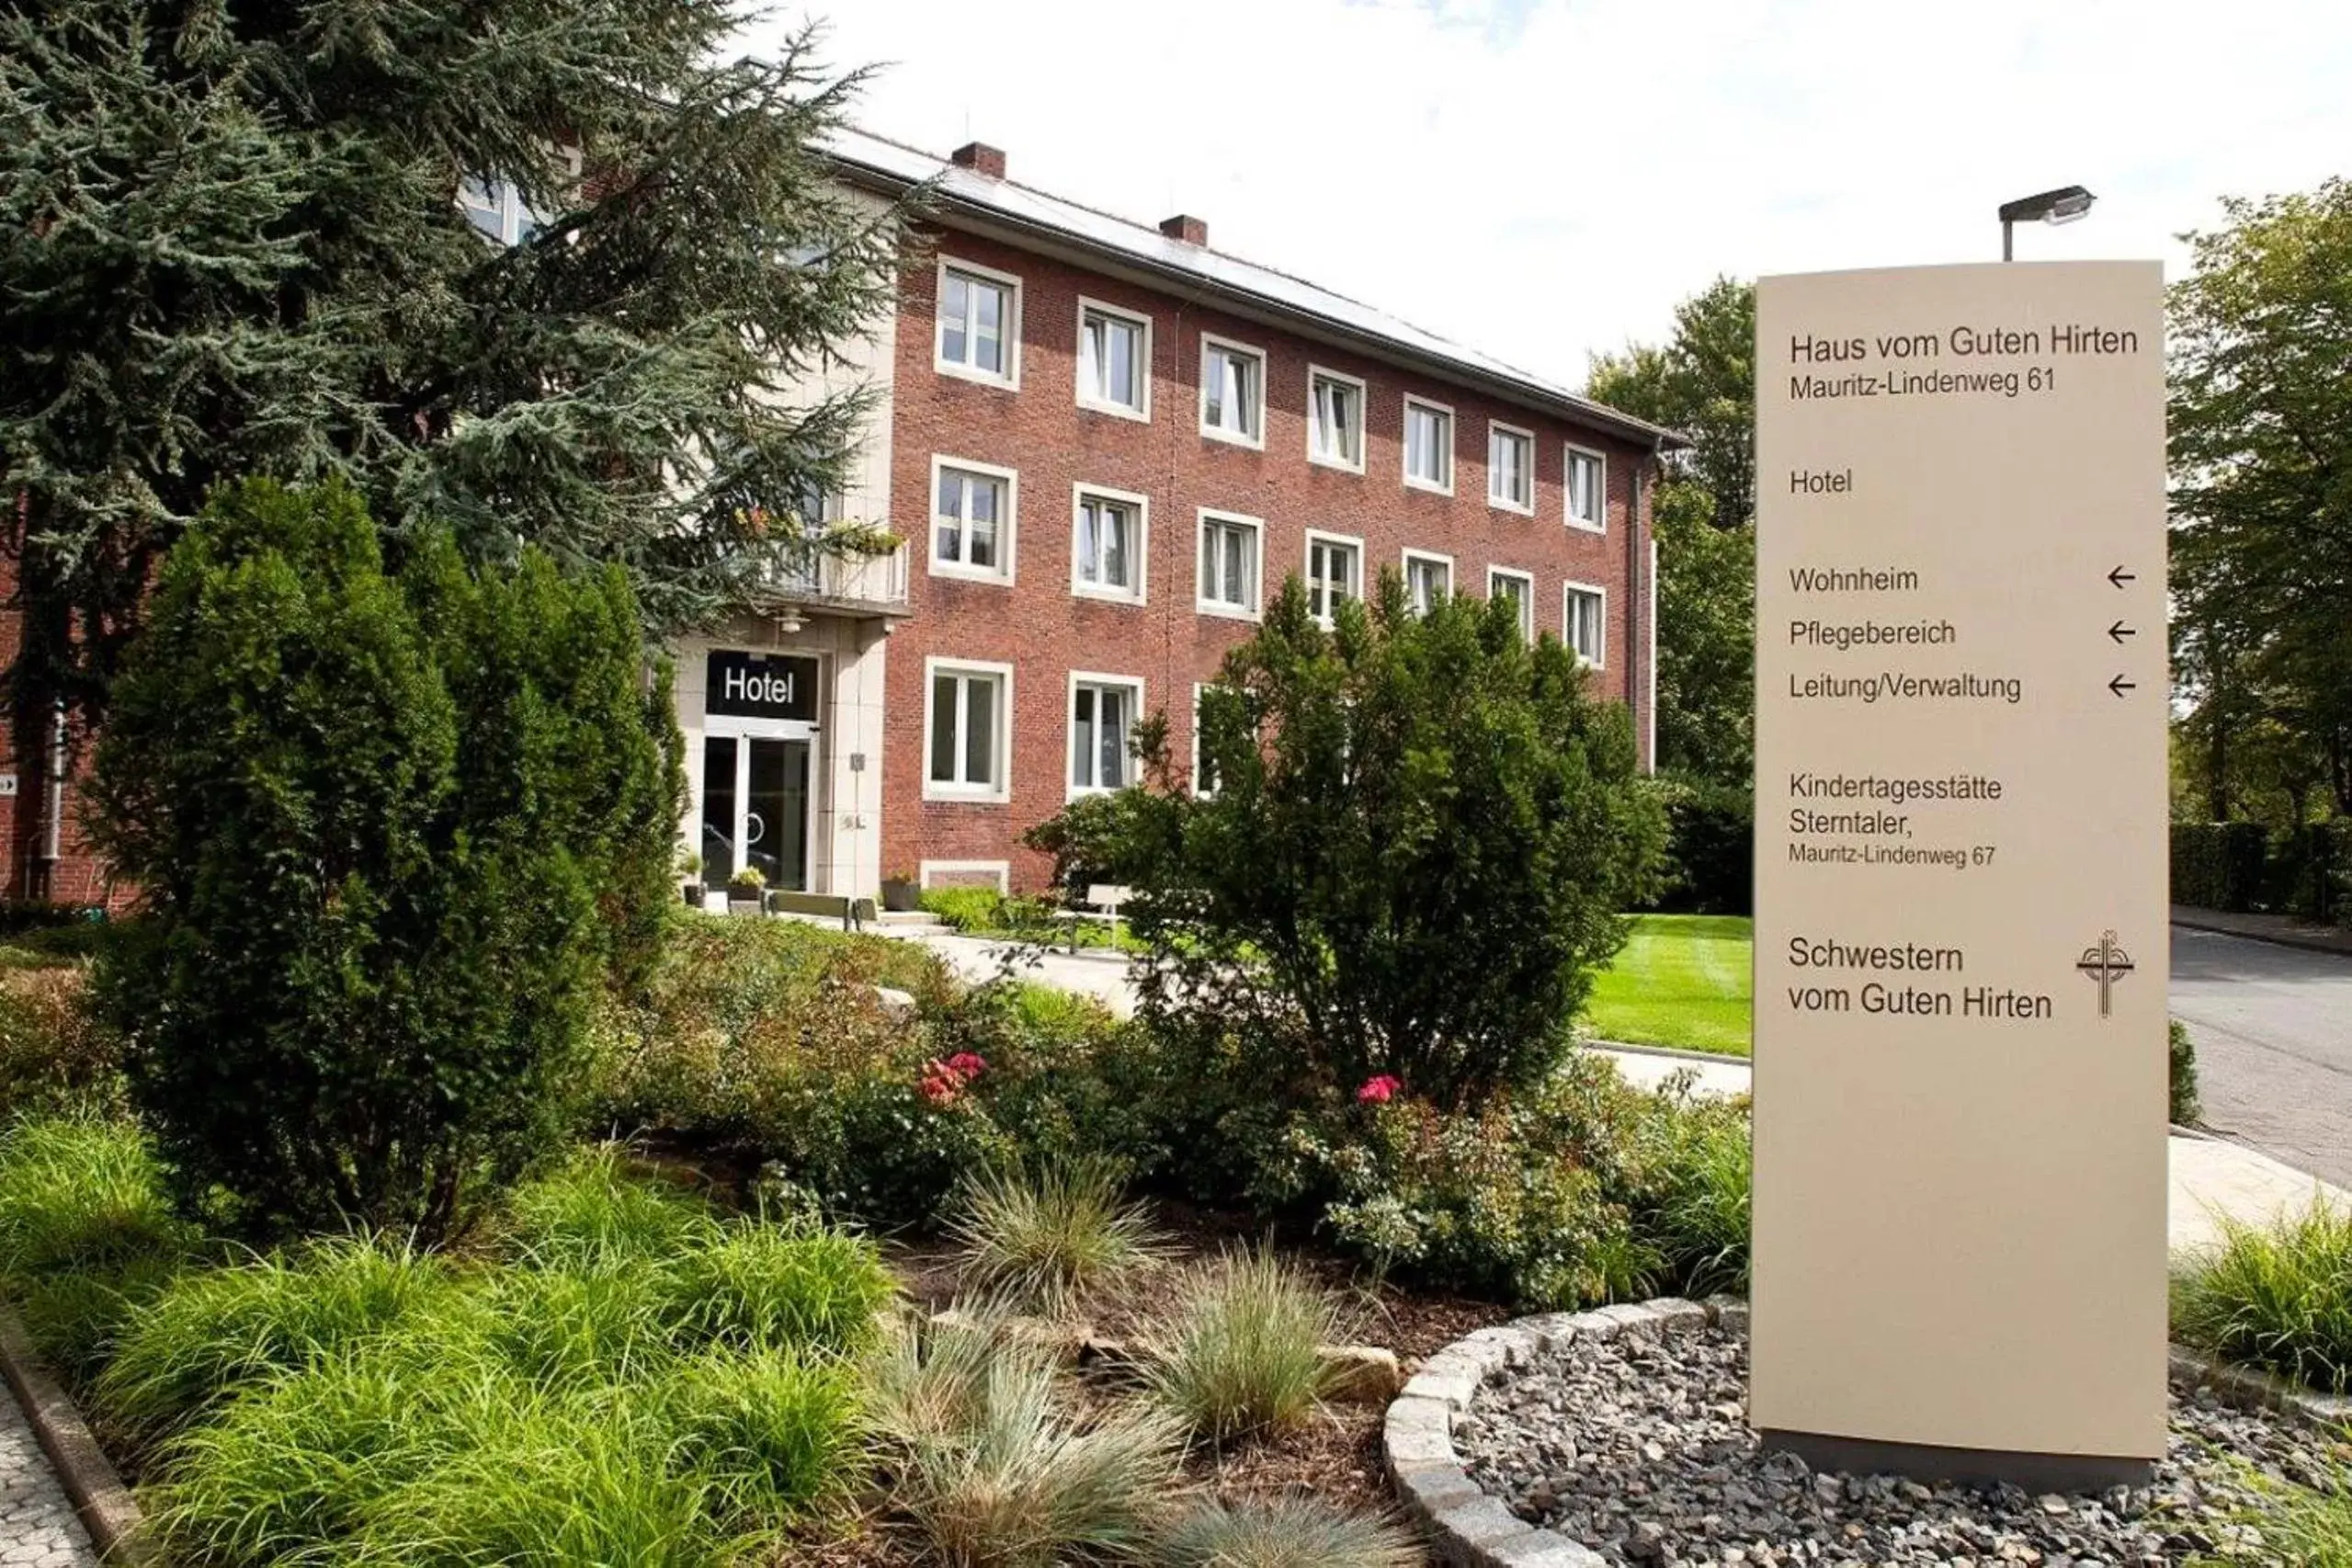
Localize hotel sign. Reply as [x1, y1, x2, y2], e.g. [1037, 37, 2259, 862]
[1750, 263, 2168, 1482]
[706, 651, 819, 722]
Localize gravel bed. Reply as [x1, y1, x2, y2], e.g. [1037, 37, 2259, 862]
[1457, 1320, 2339, 1566]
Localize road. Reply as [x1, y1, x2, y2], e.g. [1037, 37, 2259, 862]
[2172, 926, 2352, 1190]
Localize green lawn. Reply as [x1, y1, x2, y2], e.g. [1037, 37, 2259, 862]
[1581, 914, 1754, 1057]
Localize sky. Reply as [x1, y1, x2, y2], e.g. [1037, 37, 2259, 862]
[738, 0, 2352, 394]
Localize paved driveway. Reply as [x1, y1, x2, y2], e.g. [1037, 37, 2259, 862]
[2172, 926, 2352, 1189]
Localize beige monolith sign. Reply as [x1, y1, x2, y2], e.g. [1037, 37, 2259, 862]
[1749, 262, 2168, 1483]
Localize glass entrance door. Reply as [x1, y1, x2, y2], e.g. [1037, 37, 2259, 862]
[699, 734, 812, 893]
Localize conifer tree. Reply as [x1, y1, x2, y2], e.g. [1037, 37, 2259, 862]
[0, 0, 903, 881]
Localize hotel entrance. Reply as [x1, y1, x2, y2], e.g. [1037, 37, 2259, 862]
[698, 650, 819, 894]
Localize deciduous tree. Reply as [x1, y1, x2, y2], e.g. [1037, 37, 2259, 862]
[2169, 178, 2352, 821]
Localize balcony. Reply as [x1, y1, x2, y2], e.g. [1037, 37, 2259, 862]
[752, 533, 911, 619]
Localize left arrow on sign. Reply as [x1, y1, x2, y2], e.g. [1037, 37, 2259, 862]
[2108, 675, 2137, 699]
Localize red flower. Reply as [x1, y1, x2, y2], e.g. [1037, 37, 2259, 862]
[919, 1051, 988, 1108]
[1357, 1074, 1402, 1105]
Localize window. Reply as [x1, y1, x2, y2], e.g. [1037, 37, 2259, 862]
[1199, 335, 1266, 447]
[1070, 674, 1143, 795]
[1566, 446, 1607, 531]
[1076, 300, 1150, 418]
[459, 176, 545, 245]
[1489, 423, 1535, 513]
[1192, 684, 1221, 798]
[1565, 583, 1608, 665]
[1197, 510, 1263, 619]
[1304, 531, 1361, 625]
[1308, 367, 1366, 471]
[937, 260, 1019, 386]
[785, 474, 843, 528]
[1489, 567, 1535, 642]
[930, 458, 1017, 581]
[1072, 485, 1148, 602]
[1403, 551, 1453, 615]
[926, 660, 1012, 801]
[1403, 397, 1454, 492]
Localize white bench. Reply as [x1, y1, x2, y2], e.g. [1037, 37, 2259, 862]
[1050, 883, 1131, 950]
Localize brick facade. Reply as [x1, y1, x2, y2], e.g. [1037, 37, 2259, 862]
[0, 158, 1660, 910]
[881, 224, 1655, 892]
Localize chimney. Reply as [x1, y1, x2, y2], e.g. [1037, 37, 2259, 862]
[1159, 213, 1209, 246]
[949, 142, 1006, 179]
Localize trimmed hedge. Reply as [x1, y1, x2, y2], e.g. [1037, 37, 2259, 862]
[2172, 820, 2352, 926]
[2172, 823, 2270, 912]
[1647, 777, 1753, 916]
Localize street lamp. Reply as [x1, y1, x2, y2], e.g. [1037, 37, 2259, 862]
[1998, 186, 2096, 261]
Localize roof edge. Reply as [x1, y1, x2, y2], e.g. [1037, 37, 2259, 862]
[823, 145, 1687, 453]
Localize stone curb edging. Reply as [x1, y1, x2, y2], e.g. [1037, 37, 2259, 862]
[2170, 909, 2352, 960]
[0, 1302, 153, 1565]
[1386, 1297, 2352, 1568]
[2167, 1341, 2352, 1429]
[1383, 1295, 1733, 1568]
[1581, 1039, 1751, 1071]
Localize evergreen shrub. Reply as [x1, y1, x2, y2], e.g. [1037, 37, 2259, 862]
[1028, 577, 1667, 1113]
[86, 480, 683, 1242]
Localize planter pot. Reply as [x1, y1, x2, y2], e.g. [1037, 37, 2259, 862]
[726, 891, 764, 915]
[881, 879, 923, 914]
[680, 881, 704, 907]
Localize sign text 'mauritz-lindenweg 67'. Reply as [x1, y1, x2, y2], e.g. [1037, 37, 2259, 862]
[1750, 263, 2167, 1483]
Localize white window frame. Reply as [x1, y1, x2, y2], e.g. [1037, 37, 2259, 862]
[1302, 528, 1364, 628]
[922, 657, 1015, 803]
[459, 177, 534, 245]
[457, 147, 579, 246]
[1192, 683, 1222, 799]
[1074, 296, 1152, 422]
[926, 455, 1018, 584]
[1488, 420, 1537, 515]
[1564, 580, 1608, 667]
[1067, 671, 1146, 799]
[1198, 333, 1268, 449]
[919, 859, 1010, 893]
[1306, 365, 1369, 473]
[1195, 508, 1266, 621]
[1070, 483, 1150, 605]
[1402, 549, 1455, 615]
[934, 256, 1023, 390]
[1403, 395, 1456, 494]
[1565, 443, 1608, 533]
[1488, 566, 1537, 642]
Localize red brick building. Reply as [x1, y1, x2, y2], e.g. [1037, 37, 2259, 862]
[6, 128, 1678, 909]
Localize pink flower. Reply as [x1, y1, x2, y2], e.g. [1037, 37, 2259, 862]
[944, 1051, 989, 1081]
[1357, 1074, 1402, 1105]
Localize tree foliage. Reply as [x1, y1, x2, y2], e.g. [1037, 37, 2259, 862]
[1650, 482, 1754, 784]
[85, 480, 682, 1240]
[0, 0, 903, 764]
[1589, 276, 1756, 530]
[2169, 178, 2352, 822]
[1589, 278, 1757, 788]
[1029, 576, 1666, 1113]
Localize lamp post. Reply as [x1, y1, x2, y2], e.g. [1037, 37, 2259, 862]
[1999, 186, 2096, 261]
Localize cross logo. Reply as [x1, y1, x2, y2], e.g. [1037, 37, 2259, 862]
[2074, 930, 2135, 1019]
